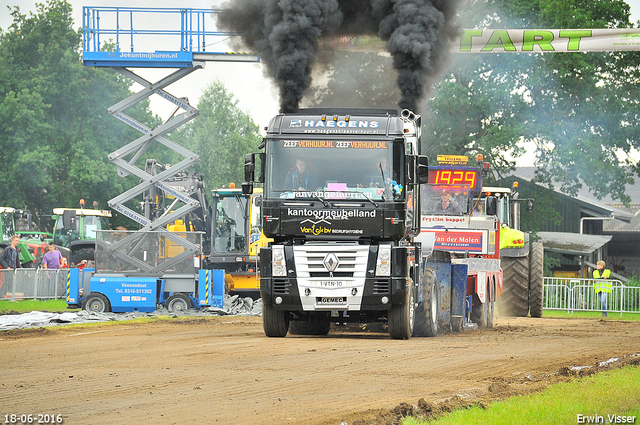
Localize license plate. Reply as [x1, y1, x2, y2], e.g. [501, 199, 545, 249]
[317, 280, 345, 287]
[317, 297, 346, 305]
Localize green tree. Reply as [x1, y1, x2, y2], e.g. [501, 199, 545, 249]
[0, 0, 155, 220]
[174, 81, 262, 191]
[424, 0, 640, 204]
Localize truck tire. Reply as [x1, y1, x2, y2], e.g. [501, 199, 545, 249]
[486, 282, 495, 328]
[388, 281, 415, 340]
[529, 242, 544, 318]
[262, 300, 289, 337]
[289, 319, 331, 336]
[471, 293, 488, 328]
[71, 248, 94, 266]
[499, 255, 530, 317]
[413, 267, 438, 337]
[166, 293, 193, 312]
[82, 293, 111, 313]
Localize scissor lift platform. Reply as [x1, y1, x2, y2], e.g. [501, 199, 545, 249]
[82, 6, 258, 273]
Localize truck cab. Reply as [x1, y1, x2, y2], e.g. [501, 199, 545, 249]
[244, 109, 429, 339]
[52, 206, 112, 265]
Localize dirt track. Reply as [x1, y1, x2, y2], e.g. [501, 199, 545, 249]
[1, 315, 639, 425]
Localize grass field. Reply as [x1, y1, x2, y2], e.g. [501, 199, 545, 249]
[0, 299, 77, 313]
[542, 309, 640, 321]
[404, 364, 640, 425]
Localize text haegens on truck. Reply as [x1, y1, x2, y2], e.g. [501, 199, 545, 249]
[243, 109, 506, 339]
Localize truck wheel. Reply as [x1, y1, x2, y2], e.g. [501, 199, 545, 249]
[71, 248, 94, 266]
[262, 300, 289, 337]
[289, 320, 331, 336]
[529, 242, 544, 318]
[82, 293, 111, 313]
[498, 255, 530, 317]
[388, 281, 415, 340]
[166, 293, 193, 312]
[413, 267, 438, 337]
[486, 283, 495, 328]
[471, 293, 488, 328]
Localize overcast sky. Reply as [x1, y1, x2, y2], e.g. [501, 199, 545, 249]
[2, 0, 640, 132]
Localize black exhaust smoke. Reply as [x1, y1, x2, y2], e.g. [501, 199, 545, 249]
[217, 0, 460, 112]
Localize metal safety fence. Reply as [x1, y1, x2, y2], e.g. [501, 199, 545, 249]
[543, 277, 640, 316]
[0, 269, 68, 301]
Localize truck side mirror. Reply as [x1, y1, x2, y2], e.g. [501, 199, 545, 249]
[417, 155, 429, 184]
[258, 152, 265, 183]
[244, 153, 255, 183]
[243, 154, 256, 195]
[485, 196, 497, 216]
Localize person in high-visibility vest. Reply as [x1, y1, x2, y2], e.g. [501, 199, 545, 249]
[593, 260, 612, 317]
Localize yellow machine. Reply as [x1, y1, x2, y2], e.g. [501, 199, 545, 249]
[209, 187, 270, 297]
[145, 156, 269, 298]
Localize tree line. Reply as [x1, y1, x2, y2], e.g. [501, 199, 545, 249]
[1, 0, 639, 233]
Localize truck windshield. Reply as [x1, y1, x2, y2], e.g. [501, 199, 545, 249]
[265, 139, 403, 201]
[421, 185, 469, 216]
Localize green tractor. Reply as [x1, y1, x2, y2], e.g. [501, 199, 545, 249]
[486, 183, 544, 318]
[0, 207, 39, 268]
[51, 204, 112, 266]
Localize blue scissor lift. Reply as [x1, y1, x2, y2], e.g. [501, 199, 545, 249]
[69, 7, 259, 312]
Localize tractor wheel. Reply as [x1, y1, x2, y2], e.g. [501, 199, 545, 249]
[289, 319, 331, 336]
[388, 280, 415, 340]
[82, 293, 111, 313]
[262, 299, 289, 337]
[413, 266, 438, 337]
[529, 242, 545, 318]
[165, 293, 193, 312]
[71, 248, 94, 266]
[498, 255, 530, 317]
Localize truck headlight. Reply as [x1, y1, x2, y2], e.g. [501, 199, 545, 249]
[272, 246, 286, 277]
[376, 244, 391, 276]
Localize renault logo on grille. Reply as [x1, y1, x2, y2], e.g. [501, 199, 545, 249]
[323, 253, 339, 272]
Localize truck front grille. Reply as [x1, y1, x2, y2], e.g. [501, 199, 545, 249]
[293, 243, 369, 279]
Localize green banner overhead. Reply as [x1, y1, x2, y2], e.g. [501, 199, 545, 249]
[457, 28, 640, 53]
[327, 29, 640, 53]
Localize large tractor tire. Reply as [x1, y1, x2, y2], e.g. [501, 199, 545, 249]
[71, 248, 94, 266]
[528, 242, 544, 318]
[498, 255, 530, 317]
[262, 299, 289, 337]
[413, 266, 438, 337]
[388, 280, 415, 340]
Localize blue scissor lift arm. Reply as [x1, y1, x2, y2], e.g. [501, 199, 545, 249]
[82, 6, 259, 273]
